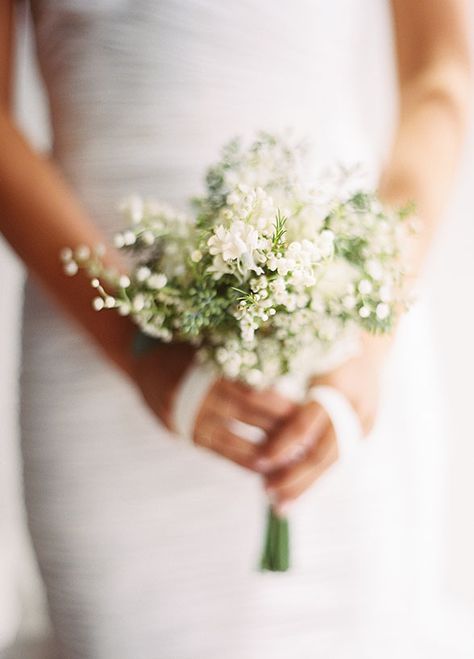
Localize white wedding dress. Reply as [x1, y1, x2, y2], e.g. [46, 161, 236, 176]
[20, 1, 472, 658]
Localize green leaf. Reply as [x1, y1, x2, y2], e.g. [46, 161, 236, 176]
[132, 331, 161, 356]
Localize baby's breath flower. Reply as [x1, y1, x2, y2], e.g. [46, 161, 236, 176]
[142, 230, 155, 246]
[119, 275, 131, 288]
[63, 132, 413, 389]
[148, 273, 167, 289]
[136, 266, 151, 282]
[75, 245, 91, 262]
[132, 294, 146, 312]
[378, 285, 392, 302]
[342, 294, 356, 310]
[358, 279, 373, 295]
[366, 259, 383, 281]
[123, 230, 136, 246]
[60, 247, 73, 263]
[113, 233, 125, 249]
[376, 302, 390, 320]
[118, 302, 131, 316]
[64, 261, 78, 276]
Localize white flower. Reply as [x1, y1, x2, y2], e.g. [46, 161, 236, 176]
[123, 230, 136, 246]
[223, 353, 242, 378]
[73, 133, 411, 388]
[141, 231, 155, 246]
[270, 277, 284, 293]
[366, 259, 383, 281]
[122, 195, 145, 224]
[317, 259, 359, 298]
[64, 261, 78, 276]
[246, 368, 264, 387]
[275, 257, 295, 277]
[216, 347, 229, 364]
[132, 294, 146, 312]
[242, 351, 258, 367]
[207, 221, 263, 278]
[113, 233, 125, 248]
[208, 254, 232, 280]
[342, 294, 356, 310]
[118, 302, 131, 316]
[319, 229, 335, 257]
[379, 285, 392, 302]
[75, 245, 91, 261]
[148, 273, 167, 289]
[60, 247, 73, 263]
[136, 266, 151, 282]
[376, 302, 390, 320]
[358, 279, 373, 295]
[208, 222, 260, 262]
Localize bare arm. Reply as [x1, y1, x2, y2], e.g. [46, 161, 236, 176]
[379, 0, 472, 273]
[0, 1, 140, 379]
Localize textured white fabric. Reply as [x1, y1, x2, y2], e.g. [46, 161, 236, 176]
[306, 385, 363, 463]
[19, 1, 474, 657]
[171, 362, 216, 442]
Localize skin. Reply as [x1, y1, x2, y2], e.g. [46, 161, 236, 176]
[0, 2, 471, 512]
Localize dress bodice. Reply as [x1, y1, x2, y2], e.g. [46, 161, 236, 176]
[30, 0, 397, 229]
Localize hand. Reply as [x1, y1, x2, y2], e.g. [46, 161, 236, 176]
[192, 379, 297, 472]
[134, 345, 297, 472]
[133, 342, 196, 429]
[255, 337, 390, 514]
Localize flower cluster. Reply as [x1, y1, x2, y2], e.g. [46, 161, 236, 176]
[63, 132, 416, 388]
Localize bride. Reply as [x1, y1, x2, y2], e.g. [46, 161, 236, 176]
[1, 1, 472, 657]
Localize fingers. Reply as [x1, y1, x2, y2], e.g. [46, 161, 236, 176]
[195, 416, 262, 471]
[253, 401, 330, 472]
[216, 396, 277, 433]
[218, 379, 297, 420]
[191, 378, 299, 473]
[198, 378, 296, 435]
[264, 424, 339, 514]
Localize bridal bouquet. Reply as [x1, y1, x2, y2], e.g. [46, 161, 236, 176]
[62, 132, 415, 571]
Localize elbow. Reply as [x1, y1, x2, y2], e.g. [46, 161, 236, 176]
[400, 57, 473, 132]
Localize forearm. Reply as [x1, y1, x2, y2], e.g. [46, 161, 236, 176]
[358, 63, 471, 363]
[0, 110, 138, 379]
[378, 62, 471, 274]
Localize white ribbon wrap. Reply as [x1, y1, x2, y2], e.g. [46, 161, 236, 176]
[306, 385, 363, 462]
[171, 362, 216, 442]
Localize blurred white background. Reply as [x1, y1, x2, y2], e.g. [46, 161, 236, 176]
[1, 5, 474, 653]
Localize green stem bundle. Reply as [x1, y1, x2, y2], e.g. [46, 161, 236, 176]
[259, 505, 290, 572]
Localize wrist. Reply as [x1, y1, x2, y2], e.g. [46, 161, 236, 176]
[359, 330, 395, 366]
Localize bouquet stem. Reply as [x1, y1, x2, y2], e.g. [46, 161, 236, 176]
[259, 504, 290, 572]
